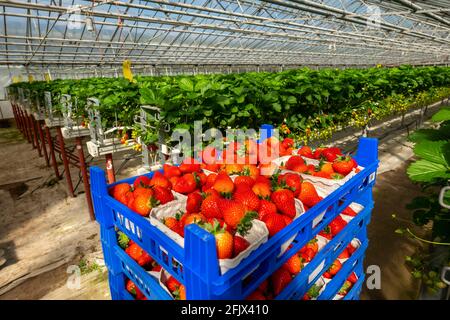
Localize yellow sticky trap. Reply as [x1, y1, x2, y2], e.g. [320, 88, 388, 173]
[12, 76, 20, 83]
[123, 60, 133, 82]
[28, 74, 34, 83]
[44, 72, 52, 83]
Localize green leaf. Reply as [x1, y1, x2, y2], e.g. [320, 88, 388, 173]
[286, 96, 297, 105]
[432, 107, 450, 122]
[413, 141, 448, 165]
[179, 78, 194, 91]
[407, 159, 450, 182]
[272, 103, 282, 112]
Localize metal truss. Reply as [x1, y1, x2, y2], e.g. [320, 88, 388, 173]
[0, 0, 448, 76]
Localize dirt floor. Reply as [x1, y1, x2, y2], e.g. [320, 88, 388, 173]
[0, 113, 435, 300]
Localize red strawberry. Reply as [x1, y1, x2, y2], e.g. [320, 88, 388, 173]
[252, 181, 271, 199]
[206, 222, 234, 259]
[321, 147, 342, 162]
[332, 156, 355, 176]
[172, 173, 198, 194]
[270, 189, 296, 218]
[319, 226, 333, 240]
[133, 187, 153, 199]
[329, 215, 347, 236]
[133, 194, 158, 216]
[338, 248, 350, 259]
[258, 199, 277, 220]
[282, 253, 302, 275]
[313, 147, 325, 160]
[127, 243, 152, 266]
[246, 290, 266, 300]
[278, 173, 302, 197]
[179, 157, 201, 173]
[285, 156, 305, 171]
[133, 176, 151, 189]
[126, 280, 145, 299]
[297, 146, 313, 158]
[166, 276, 181, 292]
[152, 265, 162, 272]
[222, 199, 246, 229]
[234, 188, 261, 212]
[152, 186, 174, 204]
[342, 206, 357, 217]
[302, 284, 321, 300]
[163, 164, 182, 178]
[323, 260, 342, 278]
[281, 138, 294, 149]
[186, 192, 203, 213]
[346, 242, 357, 255]
[297, 181, 321, 207]
[212, 172, 234, 196]
[338, 280, 353, 296]
[200, 193, 222, 219]
[271, 268, 292, 296]
[234, 175, 255, 188]
[233, 236, 250, 257]
[150, 172, 172, 189]
[348, 272, 358, 284]
[110, 183, 131, 200]
[283, 215, 293, 225]
[263, 213, 287, 237]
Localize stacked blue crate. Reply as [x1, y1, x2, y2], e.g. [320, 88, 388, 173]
[90, 135, 378, 300]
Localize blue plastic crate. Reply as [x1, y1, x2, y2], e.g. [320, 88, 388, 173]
[91, 137, 378, 300]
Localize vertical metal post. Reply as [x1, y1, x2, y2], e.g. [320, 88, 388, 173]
[26, 111, 37, 148]
[45, 126, 61, 179]
[56, 127, 75, 197]
[105, 153, 115, 184]
[76, 137, 95, 221]
[31, 115, 42, 157]
[37, 120, 50, 167]
[23, 109, 32, 143]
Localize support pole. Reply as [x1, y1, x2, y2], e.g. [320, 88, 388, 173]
[37, 120, 50, 167]
[45, 126, 61, 179]
[105, 153, 115, 183]
[31, 115, 42, 157]
[22, 109, 32, 143]
[26, 112, 37, 149]
[56, 126, 75, 197]
[76, 137, 95, 221]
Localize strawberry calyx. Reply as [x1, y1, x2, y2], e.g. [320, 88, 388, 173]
[236, 211, 258, 236]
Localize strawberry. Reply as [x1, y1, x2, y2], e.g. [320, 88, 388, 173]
[127, 243, 153, 266]
[297, 181, 321, 207]
[152, 265, 162, 272]
[204, 221, 234, 259]
[271, 268, 292, 296]
[126, 280, 145, 299]
[270, 189, 296, 218]
[200, 194, 222, 219]
[177, 285, 187, 300]
[169, 176, 180, 187]
[348, 272, 358, 284]
[203, 173, 217, 191]
[323, 260, 342, 278]
[212, 172, 235, 196]
[338, 248, 350, 259]
[346, 242, 357, 255]
[299, 238, 319, 255]
[150, 172, 172, 189]
[233, 236, 250, 257]
[110, 183, 131, 200]
[319, 226, 333, 240]
[321, 147, 342, 162]
[133, 176, 151, 189]
[258, 162, 278, 176]
[186, 192, 202, 213]
[172, 173, 198, 194]
[222, 199, 246, 229]
[300, 247, 317, 263]
[163, 217, 179, 230]
[246, 290, 266, 300]
[283, 215, 293, 225]
[258, 199, 277, 220]
[203, 163, 221, 172]
[255, 175, 271, 185]
[234, 175, 255, 188]
[234, 188, 261, 212]
[133, 187, 153, 199]
[183, 213, 206, 226]
[278, 173, 302, 197]
[166, 276, 181, 292]
[137, 251, 153, 267]
[282, 253, 302, 275]
[319, 162, 334, 176]
[297, 146, 313, 158]
[351, 158, 358, 168]
[342, 206, 357, 216]
[329, 215, 347, 236]
[263, 213, 287, 237]
[152, 186, 174, 204]
[179, 157, 201, 173]
[252, 181, 272, 199]
[133, 194, 158, 216]
[163, 164, 182, 178]
[224, 163, 243, 175]
[285, 156, 305, 171]
[302, 284, 321, 300]
[338, 280, 353, 296]
[313, 147, 325, 160]
[241, 164, 259, 180]
[258, 280, 268, 293]
[313, 171, 331, 179]
[332, 156, 355, 176]
[207, 217, 233, 233]
[281, 138, 294, 149]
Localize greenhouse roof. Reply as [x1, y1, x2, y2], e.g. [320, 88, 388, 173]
[0, 0, 449, 74]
